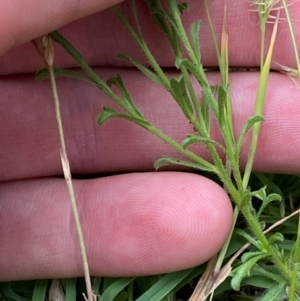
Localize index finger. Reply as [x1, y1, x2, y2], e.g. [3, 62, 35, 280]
[1, 0, 300, 74]
[0, 0, 123, 56]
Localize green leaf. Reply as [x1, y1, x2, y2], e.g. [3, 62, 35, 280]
[114, 292, 128, 301]
[106, 74, 144, 118]
[0, 282, 28, 301]
[154, 157, 216, 173]
[35, 67, 93, 83]
[181, 134, 225, 152]
[98, 278, 135, 301]
[201, 87, 218, 117]
[50, 31, 90, 71]
[144, 1, 171, 36]
[64, 278, 76, 301]
[135, 269, 193, 301]
[231, 254, 268, 291]
[31, 280, 48, 301]
[236, 115, 265, 161]
[91, 277, 102, 296]
[258, 283, 287, 301]
[98, 107, 152, 130]
[117, 54, 162, 85]
[243, 275, 275, 289]
[269, 232, 284, 245]
[131, 0, 143, 39]
[241, 250, 267, 262]
[217, 84, 228, 128]
[201, 93, 210, 132]
[190, 21, 201, 64]
[97, 107, 119, 125]
[175, 58, 196, 73]
[251, 187, 282, 218]
[170, 76, 193, 118]
[50, 31, 115, 96]
[235, 229, 261, 249]
[249, 265, 286, 284]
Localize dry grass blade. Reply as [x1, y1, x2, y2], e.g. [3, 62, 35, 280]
[275, 62, 300, 89]
[188, 256, 217, 301]
[49, 280, 65, 301]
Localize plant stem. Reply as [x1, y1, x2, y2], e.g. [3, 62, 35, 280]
[282, 0, 300, 75]
[33, 36, 94, 301]
[243, 13, 279, 189]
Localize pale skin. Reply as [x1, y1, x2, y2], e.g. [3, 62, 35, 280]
[0, 0, 300, 281]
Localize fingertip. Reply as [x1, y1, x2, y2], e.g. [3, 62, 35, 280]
[85, 172, 233, 276]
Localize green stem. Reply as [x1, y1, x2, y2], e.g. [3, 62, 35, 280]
[243, 15, 279, 189]
[282, 0, 300, 74]
[214, 206, 239, 272]
[203, 0, 221, 64]
[148, 125, 216, 173]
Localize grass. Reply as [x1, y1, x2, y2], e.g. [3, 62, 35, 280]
[1, 0, 300, 300]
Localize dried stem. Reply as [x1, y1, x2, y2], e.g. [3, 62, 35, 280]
[32, 36, 94, 301]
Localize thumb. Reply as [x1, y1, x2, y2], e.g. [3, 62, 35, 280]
[0, 0, 123, 56]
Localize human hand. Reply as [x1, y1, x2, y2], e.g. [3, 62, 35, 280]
[0, 0, 300, 281]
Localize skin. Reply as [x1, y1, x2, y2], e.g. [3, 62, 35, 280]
[0, 0, 300, 281]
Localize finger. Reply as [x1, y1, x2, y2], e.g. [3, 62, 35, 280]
[1, 69, 299, 181]
[0, 172, 233, 281]
[0, 0, 123, 57]
[1, 0, 300, 74]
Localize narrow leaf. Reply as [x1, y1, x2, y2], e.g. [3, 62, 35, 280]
[170, 76, 193, 118]
[235, 229, 260, 248]
[190, 21, 201, 64]
[117, 54, 162, 85]
[31, 280, 48, 301]
[154, 157, 216, 173]
[135, 269, 193, 301]
[106, 74, 144, 118]
[0, 282, 28, 301]
[36, 67, 93, 83]
[98, 278, 135, 301]
[50, 31, 115, 96]
[268, 232, 284, 245]
[201, 93, 210, 132]
[231, 254, 268, 291]
[64, 278, 76, 301]
[182, 134, 225, 152]
[236, 115, 264, 161]
[251, 187, 282, 218]
[50, 31, 90, 71]
[98, 107, 152, 130]
[217, 84, 228, 128]
[144, 1, 171, 36]
[259, 283, 286, 301]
